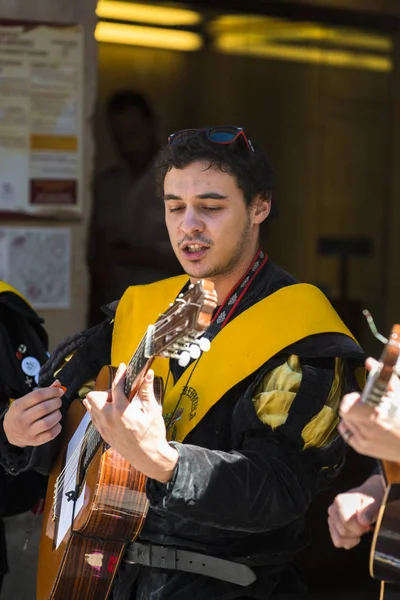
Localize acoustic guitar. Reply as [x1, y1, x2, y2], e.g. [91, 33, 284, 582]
[357, 323, 400, 600]
[37, 279, 218, 600]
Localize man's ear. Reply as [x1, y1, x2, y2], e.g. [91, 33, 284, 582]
[251, 195, 271, 225]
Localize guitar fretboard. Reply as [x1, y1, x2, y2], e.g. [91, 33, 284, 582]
[81, 332, 150, 474]
[125, 331, 149, 397]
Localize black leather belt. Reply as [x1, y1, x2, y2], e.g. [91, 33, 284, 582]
[123, 541, 257, 587]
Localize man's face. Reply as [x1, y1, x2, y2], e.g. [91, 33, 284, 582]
[109, 105, 156, 171]
[164, 161, 268, 281]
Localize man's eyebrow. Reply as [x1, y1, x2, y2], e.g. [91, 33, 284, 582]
[196, 193, 228, 200]
[164, 192, 228, 200]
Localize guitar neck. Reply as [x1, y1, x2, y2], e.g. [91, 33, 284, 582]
[124, 327, 154, 399]
[82, 330, 154, 468]
[361, 374, 389, 408]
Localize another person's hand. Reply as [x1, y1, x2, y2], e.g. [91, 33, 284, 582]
[339, 357, 400, 462]
[83, 364, 178, 483]
[3, 381, 64, 447]
[328, 474, 384, 549]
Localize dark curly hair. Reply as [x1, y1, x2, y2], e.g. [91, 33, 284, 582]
[155, 129, 277, 218]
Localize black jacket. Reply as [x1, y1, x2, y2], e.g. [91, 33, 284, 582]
[0, 260, 364, 599]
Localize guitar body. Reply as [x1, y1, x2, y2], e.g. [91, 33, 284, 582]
[37, 366, 153, 600]
[371, 463, 400, 597]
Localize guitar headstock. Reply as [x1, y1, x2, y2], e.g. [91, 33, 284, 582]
[380, 324, 400, 378]
[149, 279, 218, 363]
[361, 323, 400, 407]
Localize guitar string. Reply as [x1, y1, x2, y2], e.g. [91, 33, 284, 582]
[55, 334, 148, 492]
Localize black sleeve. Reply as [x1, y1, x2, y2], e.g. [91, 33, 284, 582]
[147, 357, 351, 533]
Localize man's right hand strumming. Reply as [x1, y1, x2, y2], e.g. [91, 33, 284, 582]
[4, 381, 64, 447]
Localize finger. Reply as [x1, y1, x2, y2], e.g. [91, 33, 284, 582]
[365, 357, 379, 372]
[338, 419, 366, 447]
[112, 363, 127, 390]
[328, 519, 360, 549]
[16, 386, 64, 410]
[357, 509, 375, 529]
[50, 379, 67, 393]
[28, 397, 62, 423]
[338, 419, 352, 440]
[339, 398, 375, 424]
[112, 364, 130, 412]
[339, 393, 361, 416]
[327, 503, 358, 535]
[384, 369, 400, 395]
[138, 370, 155, 405]
[328, 518, 346, 548]
[377, 397, 400, 424]
[31, 408, 62, 437]
[85, 390, 110, 411]
[331, 511, 368, 537]
[364, 357, 400, 398]
[345, 427, 373, 457]
[33, 422, 62, 446]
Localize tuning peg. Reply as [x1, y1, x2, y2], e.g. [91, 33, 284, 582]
[198, 337, 211, 352]
[178, 351, 191, 367]
[189, 344, 201, 360]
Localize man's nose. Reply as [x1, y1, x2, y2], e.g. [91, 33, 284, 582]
[180, 208, 204, 235]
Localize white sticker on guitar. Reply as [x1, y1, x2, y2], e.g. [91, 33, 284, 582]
[55, 412, 91, 549]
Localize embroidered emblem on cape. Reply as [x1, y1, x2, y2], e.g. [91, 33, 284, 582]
[182, 385, 199, 422]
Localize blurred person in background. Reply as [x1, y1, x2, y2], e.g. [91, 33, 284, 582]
[87, 89, 181, 327]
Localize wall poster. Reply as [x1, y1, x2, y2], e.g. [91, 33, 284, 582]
[0, 23, 83, 217]
[0, 225, 70, 309]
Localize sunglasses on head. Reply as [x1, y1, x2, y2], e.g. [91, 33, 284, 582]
[168, 126, 255, 152]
